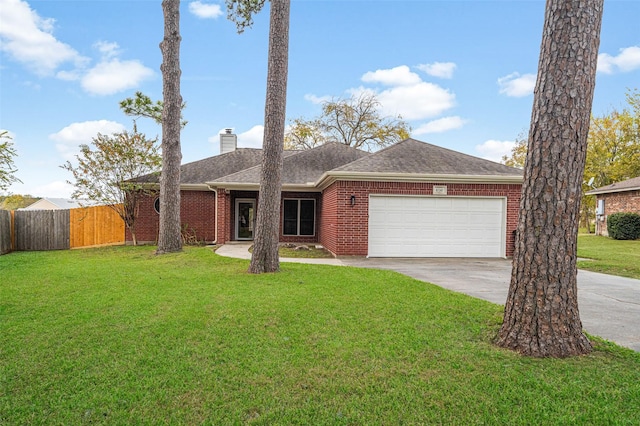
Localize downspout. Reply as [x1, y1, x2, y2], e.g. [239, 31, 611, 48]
[207, 185, 218, 244]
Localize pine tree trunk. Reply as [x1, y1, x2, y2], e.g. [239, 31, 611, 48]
[497, 0, 603, 357]
[157, 0, 183, 254]
[248, 0, 290, 274]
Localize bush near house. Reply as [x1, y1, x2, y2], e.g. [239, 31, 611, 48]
[607, 212, 640, 240]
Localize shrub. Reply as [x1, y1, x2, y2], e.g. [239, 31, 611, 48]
[607, 212, 640, 240]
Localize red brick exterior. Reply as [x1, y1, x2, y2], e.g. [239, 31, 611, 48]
[130, 181, 522, 257]
[127, 190, 216, 244]
[319, 180, 522, 257]
[595, 190, 640, 236]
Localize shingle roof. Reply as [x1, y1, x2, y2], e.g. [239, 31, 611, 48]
[585, 176, 640, 195]
[331, 138, 523, 176]
[132, 148, 265, 185]
[210, 142, 370, 186]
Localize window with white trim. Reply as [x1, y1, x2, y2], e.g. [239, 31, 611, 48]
[283, 199, 315, 236]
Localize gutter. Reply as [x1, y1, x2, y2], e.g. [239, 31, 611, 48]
[314, 171, 524, 190]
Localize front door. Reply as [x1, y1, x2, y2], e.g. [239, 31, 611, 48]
[235, 199, 256, 240]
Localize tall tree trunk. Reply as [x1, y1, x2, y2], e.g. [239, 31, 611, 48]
[248, 0, 290, 274]
[157, 0, 183, 254]
[497, 0, 603, 358]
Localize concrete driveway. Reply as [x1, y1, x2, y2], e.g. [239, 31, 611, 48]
[340, 257, 640, 352]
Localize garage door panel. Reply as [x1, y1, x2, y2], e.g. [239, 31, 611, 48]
[368, 196, 505, 258]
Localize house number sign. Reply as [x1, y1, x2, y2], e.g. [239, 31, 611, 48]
[433, 185, 447, 195]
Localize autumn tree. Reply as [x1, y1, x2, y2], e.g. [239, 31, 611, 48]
[227, 0, 290, 273]
[61, 129, 161, 245]
[501, 131, 528, 168]
[0, 194, 40, 210]
[156, 0, 183, 254]
[497, 0, 603, 357]
[285, 93, 410, 151]
[0, 131, 21, 192]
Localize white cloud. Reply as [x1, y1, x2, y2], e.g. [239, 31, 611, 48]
[304, 93, 331, 105]
[497, 72, 536, 97]
[598, 46, 640, 74]
[308, 65, 457, 126]
[375, 82, 455, 120]
[361, 65, 422, 86]
[50, 120, 125, 160]
[0, 0, 88, 75]
[189, 1, 223, 19]
[416, 62, 457, 79]
[413, 116, 466, 135]
[26, 180, 75, 199]
[237, 125, 265, 149]
[93, 40, 121, 59]
[475, 140, 515, 163]
[81, 59, 154, 96]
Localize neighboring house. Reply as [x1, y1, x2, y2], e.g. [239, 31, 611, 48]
[130, 133, 523, 258]
[586, 176, 640, 236]
[20, 198, 90, 210]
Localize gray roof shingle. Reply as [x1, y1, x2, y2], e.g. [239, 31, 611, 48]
[331, 138, 523, 176]
[586, 176, 640, 195]
[210, 142, 370, 186]
[132, 148, 266, 185]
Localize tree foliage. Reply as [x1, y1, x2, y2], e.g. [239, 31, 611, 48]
[0, 131, 22, 192]
[501, 131, 528, 168]
[61, 129, 161, 246]
[497, 0, 603, 357]
[119, 91, 187, 128]
[584, 89, 640, 188]
[284, 93, 411, 151]
[0, 194, 40, 210]
[225, 0, 266, 32]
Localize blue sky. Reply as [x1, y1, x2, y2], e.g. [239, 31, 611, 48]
[1, 0, 639, 198]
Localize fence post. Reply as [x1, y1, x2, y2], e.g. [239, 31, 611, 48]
[10, 210, 15, 252]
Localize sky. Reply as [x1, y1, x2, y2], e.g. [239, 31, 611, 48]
[1, 0, 639, 198]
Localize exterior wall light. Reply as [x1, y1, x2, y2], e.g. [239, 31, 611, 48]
[350, 195, 356, 206]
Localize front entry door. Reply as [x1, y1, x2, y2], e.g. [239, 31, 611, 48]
[235, 199, 256, 240]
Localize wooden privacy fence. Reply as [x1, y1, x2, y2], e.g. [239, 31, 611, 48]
[70, 205, 124, 248]
[0, 205, 124, 253]
[0, 209, 11, 255]
[15, 209, 70, 251]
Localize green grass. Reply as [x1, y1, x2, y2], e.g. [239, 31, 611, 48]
[1, 247, 639, 424]
[578, 233, 640, 279]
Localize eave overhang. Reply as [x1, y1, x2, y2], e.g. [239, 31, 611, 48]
[315, 171, 524, 190]
[586, 186, 640, 196]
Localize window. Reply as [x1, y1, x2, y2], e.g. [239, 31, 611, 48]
[283, 199, 315, 236]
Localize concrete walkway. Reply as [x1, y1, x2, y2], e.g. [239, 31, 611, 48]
[215, 243, 640, 352]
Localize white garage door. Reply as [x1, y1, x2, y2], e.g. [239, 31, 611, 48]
[368, 195, 506, 258]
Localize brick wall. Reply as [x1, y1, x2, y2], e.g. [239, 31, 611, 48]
[127, 190, 216, 244]
[319, 180, 522, 257]
[595, 190, 640, 236]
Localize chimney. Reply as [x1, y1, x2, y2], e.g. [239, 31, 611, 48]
[220, 128, 237, 154]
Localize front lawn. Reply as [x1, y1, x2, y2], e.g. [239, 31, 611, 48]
[578, 233, 640, 279]
[1, 247, 639, 424]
